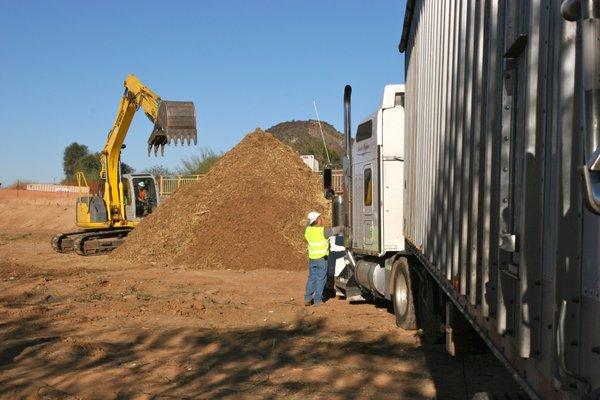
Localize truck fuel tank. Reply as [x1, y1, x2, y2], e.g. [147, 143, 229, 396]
[355, 259, 389, 299]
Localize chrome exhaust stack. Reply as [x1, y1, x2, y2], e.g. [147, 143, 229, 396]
[343, 85, 353, 246]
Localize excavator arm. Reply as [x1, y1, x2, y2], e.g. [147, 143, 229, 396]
[100, 74, 197, 224]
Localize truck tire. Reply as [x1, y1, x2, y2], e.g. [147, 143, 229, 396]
[417, 272, 445, 344]
[392, 257, 417, 330]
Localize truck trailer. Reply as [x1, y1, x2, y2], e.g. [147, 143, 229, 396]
[328, 1, 600, 399]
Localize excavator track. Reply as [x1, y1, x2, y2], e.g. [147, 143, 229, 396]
[51, 228, 132, 256]
[73, 229, 132, 256]
[51, 231, 87, 253]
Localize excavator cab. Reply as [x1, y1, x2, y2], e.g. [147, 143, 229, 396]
[75, 174, 160, 228]
[123, 174, 160, 220]
[148, 101, 197, 156]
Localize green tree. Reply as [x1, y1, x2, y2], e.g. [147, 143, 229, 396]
[74, 152, 101, 182]
[178, 147, 222, 175]
[142, 164, 175, 177]
[63, 142, 89, 181]
[121, 162, 135, 175]
[299, 137, 341, 169]
[70, 153, 134, 181]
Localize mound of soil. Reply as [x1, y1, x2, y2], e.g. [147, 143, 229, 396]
[113, 129, 330, 271]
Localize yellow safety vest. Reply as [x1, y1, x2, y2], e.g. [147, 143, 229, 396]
[305, 226, 329, 259]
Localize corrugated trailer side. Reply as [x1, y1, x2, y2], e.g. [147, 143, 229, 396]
[400, 0, 600, 399]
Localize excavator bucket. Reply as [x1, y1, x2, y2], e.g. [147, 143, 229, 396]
[148, 101, 197, 156]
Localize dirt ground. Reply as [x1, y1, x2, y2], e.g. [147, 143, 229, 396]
[0, 189, 77, 234]
[0, 189, 525, 400]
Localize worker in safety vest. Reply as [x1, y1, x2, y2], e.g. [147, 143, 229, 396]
[304, 211, 342, 306]
[138, 182, 147, 202]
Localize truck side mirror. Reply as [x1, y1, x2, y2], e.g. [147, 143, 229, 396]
[323, 167, 334, 200]
[323, 167, 332, 190]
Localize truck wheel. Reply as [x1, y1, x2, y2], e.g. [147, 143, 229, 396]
[392, 257, 417, 330]
[417, 274, 445, 344]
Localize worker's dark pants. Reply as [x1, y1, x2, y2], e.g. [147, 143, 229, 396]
[305, 257, 327, 304]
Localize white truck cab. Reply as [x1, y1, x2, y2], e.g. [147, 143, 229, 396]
[351, 84, 406, 256]
[330, 84, 410, 304]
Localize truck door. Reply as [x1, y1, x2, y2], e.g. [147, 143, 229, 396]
[352, 119, 380, 254]
[362, 163, 375, 248]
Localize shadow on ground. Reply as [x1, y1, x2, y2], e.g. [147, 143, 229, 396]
[0, 306, 524, 400]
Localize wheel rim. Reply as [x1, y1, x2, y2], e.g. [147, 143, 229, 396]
[394, 272, 409, 316]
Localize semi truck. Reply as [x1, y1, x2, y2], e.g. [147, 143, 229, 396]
[326, 1, 600, 399]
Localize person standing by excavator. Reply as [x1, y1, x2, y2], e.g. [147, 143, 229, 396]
[304, 211, 342, 306]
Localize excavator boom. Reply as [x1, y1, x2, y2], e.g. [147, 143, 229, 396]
[101, 74, 198, 224]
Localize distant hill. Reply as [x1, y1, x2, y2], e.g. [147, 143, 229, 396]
[266, 120, 343, 168]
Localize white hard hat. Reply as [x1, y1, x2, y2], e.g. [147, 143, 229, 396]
[307, 211, 321, 225]
[138, 182, 145, 187]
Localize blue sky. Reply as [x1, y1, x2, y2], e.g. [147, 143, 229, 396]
[0, 0, 406, 185]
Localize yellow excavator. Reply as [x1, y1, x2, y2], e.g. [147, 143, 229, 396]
[52, 74, 197, 255]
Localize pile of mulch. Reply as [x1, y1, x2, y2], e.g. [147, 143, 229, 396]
[112, 129, 330, 271]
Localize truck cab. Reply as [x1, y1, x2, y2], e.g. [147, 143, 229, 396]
[351, 84, 406, 256]
[331, 84, 410, 304]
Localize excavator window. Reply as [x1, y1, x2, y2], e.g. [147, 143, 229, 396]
[132, 178, 158, 217]
[122, 178, 132, 205]
[364, 167, 373, 206]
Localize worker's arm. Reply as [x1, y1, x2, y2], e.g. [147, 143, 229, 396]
[324, 226, 343, 238]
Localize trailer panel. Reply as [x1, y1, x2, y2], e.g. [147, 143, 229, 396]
[401, 0, 600, 398]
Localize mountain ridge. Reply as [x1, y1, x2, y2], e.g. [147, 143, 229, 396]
[266, 120, 343, 167]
